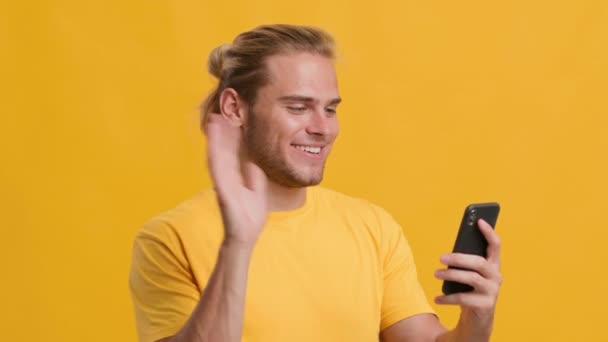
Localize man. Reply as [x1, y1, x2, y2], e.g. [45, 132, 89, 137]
[129, 24, 502, 342]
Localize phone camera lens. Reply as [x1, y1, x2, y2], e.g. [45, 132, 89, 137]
[468, 209, 477, 226]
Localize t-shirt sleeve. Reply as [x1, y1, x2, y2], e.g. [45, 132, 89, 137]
[377, 208, 435, 331]
[129, 219, 200, 342]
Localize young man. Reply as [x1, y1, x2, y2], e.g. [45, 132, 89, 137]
[129, 24, 502, 342]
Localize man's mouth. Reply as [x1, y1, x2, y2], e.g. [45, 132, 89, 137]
[292, 144, 322, 154]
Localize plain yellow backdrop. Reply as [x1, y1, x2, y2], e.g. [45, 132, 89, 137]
[2, 0, 607, 341]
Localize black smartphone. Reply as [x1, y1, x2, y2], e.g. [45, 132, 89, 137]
[442, 202, 500, 295]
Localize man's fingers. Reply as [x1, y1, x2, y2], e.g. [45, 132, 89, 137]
[478, 218, 501, 265]
[434, 268, 493, 293]
[243, 161, 267, 194]
[434, 292, 475, 305]
[434, 293, 495, 310]
[205, 114, 243, 194]
[440, 253, 495, 279]
[206, 113, 242, 157]
[205, 121, 224, 187]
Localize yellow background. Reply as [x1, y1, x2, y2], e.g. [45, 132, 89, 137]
[2, 0, 607, 341]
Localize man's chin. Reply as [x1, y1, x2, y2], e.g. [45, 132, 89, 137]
[297, 177, 323, 188]
[277, 173, 324, 188]
[259, 160, 325, 188]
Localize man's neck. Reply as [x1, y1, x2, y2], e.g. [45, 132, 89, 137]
[266, 180, 307, 212]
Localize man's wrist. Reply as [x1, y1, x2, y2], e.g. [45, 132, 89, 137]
[221, 238, 257, 254]
[453, 310, 493, 342]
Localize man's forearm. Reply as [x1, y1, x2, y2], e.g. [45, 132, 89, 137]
[435, 312, 492, 342]
[170, 240, 255, 342]
[436, 328, 490, 342]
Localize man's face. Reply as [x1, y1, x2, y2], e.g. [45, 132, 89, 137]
[244, 52, 341, 188]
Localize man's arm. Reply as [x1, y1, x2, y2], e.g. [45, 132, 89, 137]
[381, 219, 502, 342]
[380, 313, 446, 342]
[379, 311, 490, 342]
[380, 310, 494, 342]
[159, 240, 254, 342]
[158, 107, 268, 342]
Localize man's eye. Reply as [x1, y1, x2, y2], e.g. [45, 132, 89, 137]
[287, 106, 306, 112]
[326, 107, 337, 115]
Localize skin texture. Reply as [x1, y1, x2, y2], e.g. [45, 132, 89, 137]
[156, 52, 502, 342]
[243, 53, 340, 190]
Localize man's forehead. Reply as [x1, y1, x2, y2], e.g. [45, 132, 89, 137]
[263, 52, 339, 100]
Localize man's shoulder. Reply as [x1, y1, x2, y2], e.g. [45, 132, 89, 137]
[135, 188, 222, 243]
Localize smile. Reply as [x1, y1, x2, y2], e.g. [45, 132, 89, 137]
[291, 144, 322, 155]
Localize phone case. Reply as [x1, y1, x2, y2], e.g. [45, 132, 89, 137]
[442, 202, 500, 295]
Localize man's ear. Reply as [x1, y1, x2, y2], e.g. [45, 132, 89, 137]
[219, 88, 247, 127]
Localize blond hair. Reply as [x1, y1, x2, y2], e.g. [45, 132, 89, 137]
[200, 24, 336, 129]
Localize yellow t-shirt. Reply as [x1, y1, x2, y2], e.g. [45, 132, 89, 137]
[129, 186, 434, 342]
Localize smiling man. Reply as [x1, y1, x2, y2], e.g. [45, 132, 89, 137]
[129, 24, 502, 342]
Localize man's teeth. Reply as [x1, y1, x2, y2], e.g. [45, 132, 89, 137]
[293, 145, 321, 154]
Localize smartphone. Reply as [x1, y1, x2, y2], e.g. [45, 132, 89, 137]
[442, 202, 500, 295]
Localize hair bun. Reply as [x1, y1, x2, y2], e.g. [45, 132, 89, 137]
[207, 44, 231, 79]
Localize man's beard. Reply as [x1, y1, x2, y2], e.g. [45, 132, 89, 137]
[243, 111, 325, 188]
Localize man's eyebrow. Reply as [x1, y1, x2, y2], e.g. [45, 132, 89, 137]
[278, 95, 342, 105]
[328, 97, 342, 106]
[278, 95, 316, 103]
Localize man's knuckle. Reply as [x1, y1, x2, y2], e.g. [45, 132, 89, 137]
[473, 256, 486, 268]
[470, 272, 484, 287]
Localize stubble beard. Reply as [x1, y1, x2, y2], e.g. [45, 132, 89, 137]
[244, 111, 325, 188]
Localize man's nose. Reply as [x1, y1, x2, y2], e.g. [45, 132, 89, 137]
[305, 110, 332, 136]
